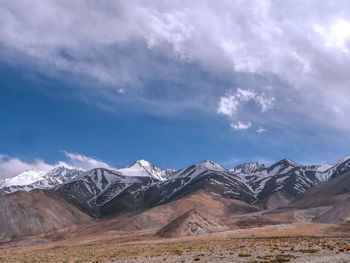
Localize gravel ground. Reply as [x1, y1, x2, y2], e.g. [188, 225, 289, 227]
[2, 235, 350, 262]
[113, 237, 350, 263]
[114, 253, 350, 262]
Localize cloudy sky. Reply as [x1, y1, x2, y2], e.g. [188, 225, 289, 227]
[1, 0, 350, 178]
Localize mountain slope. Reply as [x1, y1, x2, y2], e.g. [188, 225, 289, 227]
[3, 156, 350, 243]
[290, 170, 350, 223]
[156, 208, 230, 238]
[261, 169, 350, 224]
[5, 157, 350, 222]
[55, 160, 256, 217]
[83, 190, 258, 234]
[56, 168, 158, 216]
[55, 158, 350, 217]
[0, 189, 94, 242]
[231, 158, 350, 208]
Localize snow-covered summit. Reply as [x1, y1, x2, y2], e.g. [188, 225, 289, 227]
[173, 160, 226, 180]
[270, 158, 301, 168]
[231, 162, 265, 174]
[0, 166, 83, 194]
[197, 160, 226, 171]
[266, 158, 301, 175]
[45, 166, 82, 178]
[116, 160, 170, 181]
[336, 156, 350, 163]
[38, 166, 84, 187]
[0, 170, 46, 188]
[5, 156, 350, 204]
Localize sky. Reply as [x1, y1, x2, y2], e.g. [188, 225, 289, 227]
[2, 0, 350, 178]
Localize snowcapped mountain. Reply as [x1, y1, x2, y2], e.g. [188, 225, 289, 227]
[53, 160, 178, 216]
[36, 166, 84, 187]
[231, 158, 318, 201]
[55, 160, 255, 217]
[0, 170, 46, 188]
[116, 160, 174, 181]
[0, 160, 172, 195]
[4, 157, 350, 217]
[321, 157, 350, 180]
[174, 160, 227, 180]
[0, 167, 83, 194]
[193, 160, 226, 172]
[231, 162, 265, 174]
[149, 160, 255, 205]
[56, 167, 156, 216]
[229, 157, 350, 208]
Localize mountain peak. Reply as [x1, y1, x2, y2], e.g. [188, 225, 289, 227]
[274, 158, 300, 167]
[200, 160, 216, 165]
[232, 162, 265, 174]
[130, 159, 153, 168]
[1, 170, 46, 188]
[45, 166, 84, 178]
[336, 156, 350, 164]
[197, 160, 226, 171]
[118, 160, 169, 181]
[265, 158, 301, 176]
[47, 166, 68, 174]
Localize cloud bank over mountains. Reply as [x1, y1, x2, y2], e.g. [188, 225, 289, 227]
[0, 152, 113, 179]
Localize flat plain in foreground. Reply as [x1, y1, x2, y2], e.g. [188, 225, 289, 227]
[1, 223, 350, 263]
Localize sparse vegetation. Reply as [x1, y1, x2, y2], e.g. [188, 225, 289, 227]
[1, 235, 350, 262]
[275, 254, 297, 262]
[238, 253, 251, 257]
[298, 248, 319, 253]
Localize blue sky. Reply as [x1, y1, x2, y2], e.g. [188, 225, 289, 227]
[1, 1, 350, 178]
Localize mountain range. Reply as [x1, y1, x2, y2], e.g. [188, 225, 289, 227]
[2, 157, 350, 242]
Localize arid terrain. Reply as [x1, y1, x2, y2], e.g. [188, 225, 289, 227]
[3, 159, 350, 262]
[1, 222, 350, 263]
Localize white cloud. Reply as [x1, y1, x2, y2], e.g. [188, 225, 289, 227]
[62, 151, 113, 171]
[0, 154, 60, 180]
[217, 92, 240, 117]
[257, 127, 267, 133]
[217, 88, 275, 118]
[235, 88, 257, 102]
[230, 121, 252, 131]
[314, 19, 350, 52]
[0, 152, 113, 179]
[255, 93, 275, 113]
